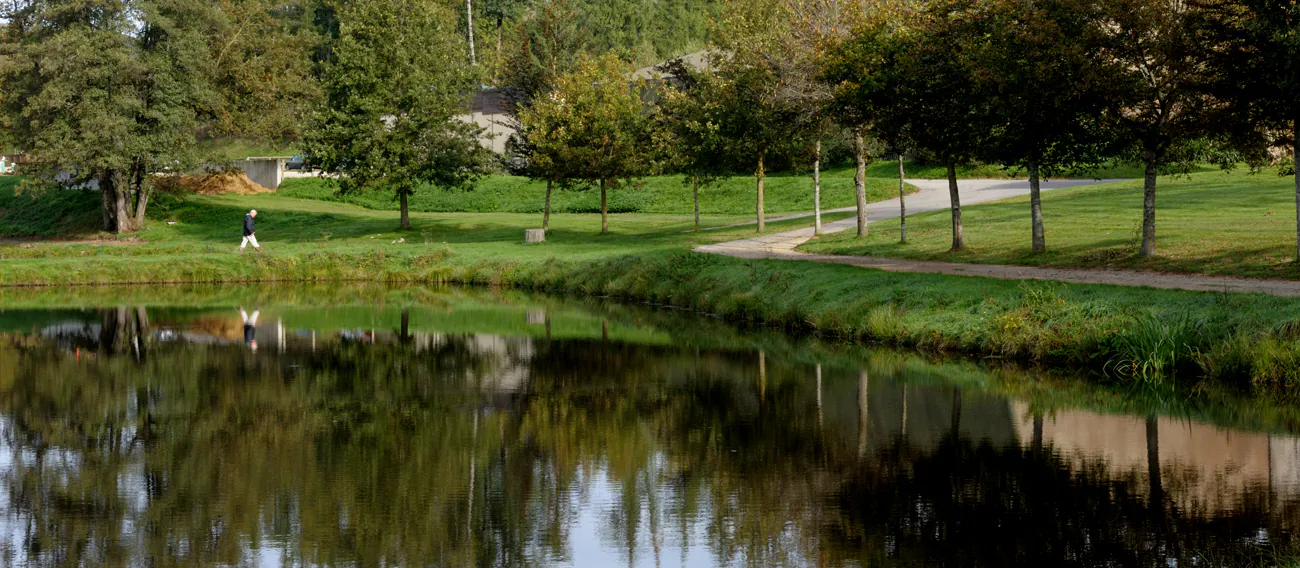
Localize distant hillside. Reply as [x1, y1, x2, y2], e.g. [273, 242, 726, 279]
[569, 0, 720, 66]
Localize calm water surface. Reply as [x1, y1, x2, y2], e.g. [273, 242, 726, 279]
[1, 285, 1299, 567]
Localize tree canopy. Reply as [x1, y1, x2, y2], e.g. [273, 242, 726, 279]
[301, 0, 492, 230]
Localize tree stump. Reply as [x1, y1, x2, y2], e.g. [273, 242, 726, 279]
[525, 228, 546, 243]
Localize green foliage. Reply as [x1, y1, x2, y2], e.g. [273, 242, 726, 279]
[0, 0, 220, 233]
[0, 178, 101, 237]
[1105, 313, 1208, 382]
[206, 0, 322, 146]
[302, 0, 492, 229]
[517, 53, 652, 231]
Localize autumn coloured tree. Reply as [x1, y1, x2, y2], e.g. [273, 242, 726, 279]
[518, 53, 652, 234]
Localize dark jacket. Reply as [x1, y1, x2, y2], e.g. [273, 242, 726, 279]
[243, 214, 255, 237]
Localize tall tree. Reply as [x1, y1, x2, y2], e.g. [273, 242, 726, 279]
[822, 5, 914, 242]
[1097, 0, 1215, 258]
[302, 0, 491, 230]
[480, 0, 525, 84]
[517, 53, 651, 234]
[894, 0, 991, 251]
[968, 0, 1112, 254]
[1194, 0, 1300, 261]
[0, 0, 219, 234]
[712, 0, 802, 233]
[500, 0, 586, 109]
[208, 0, 322, 147]
[654, 58, 735, 232]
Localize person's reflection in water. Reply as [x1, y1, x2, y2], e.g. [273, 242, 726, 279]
[240, 307, 260, 352]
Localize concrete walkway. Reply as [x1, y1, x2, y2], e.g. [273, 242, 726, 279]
[695, 178, 1300, 297]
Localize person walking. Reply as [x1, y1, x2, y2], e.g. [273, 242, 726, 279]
[239, 209, 260, 253]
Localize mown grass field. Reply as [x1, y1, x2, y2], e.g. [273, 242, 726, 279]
[803, 168, 1300, 279]
[7, 168, 1300, 392]
[277, 165, 905, 216]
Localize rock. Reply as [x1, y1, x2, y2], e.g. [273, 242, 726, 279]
[525, 229, 546, 244]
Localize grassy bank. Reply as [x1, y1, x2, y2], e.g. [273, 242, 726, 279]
[802, 168, 1300, 279]
[5, 172, 1300, 391]
[278, 166, 905, 216]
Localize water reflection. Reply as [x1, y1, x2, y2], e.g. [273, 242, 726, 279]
[0, 299, 1297, 567]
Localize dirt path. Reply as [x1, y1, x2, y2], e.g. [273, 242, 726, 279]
[695, 178, 1300, 297]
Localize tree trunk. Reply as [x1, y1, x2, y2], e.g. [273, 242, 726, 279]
[756, 152, 766, 233]
[100, 170, 115, 232]
[466, 0, 476, 66]
[898, 155, 907, 243]
[1146, 416, 1163, 507]
[495, 16, 503, 84]
[600, 178, 608, 234]
[399, 190, 410, 230]
[947, 162, 963, 251]
[854, 133, 868, 237]
[113, 170, 130, 234]
[813, 139, 822, 235]
[543, 179, 552, 231]
[1140, 150, 1158, 258]
[1028, 157, 1045, 254]
[132, 162, 149, 229]
[693, 174, 700, 233]
[857, 369, 869, 459]
[1293, 130, 1298, 263]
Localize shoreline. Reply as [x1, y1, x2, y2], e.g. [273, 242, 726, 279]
[4, 247, 1300, 393]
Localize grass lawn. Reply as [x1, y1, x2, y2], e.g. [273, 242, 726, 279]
[11, 169, 1300, 390]
[277, 165, 906, 216]
[802, 168, 1300, 279]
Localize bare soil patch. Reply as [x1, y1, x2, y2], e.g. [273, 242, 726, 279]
[163, 172, 270, 195]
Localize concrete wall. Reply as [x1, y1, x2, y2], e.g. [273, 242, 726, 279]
[237, 158, 286, 191]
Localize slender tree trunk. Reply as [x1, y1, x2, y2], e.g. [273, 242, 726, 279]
[495, 16, 503, 84]
[1293, 130, 1298, 263]
[400, 190, 410, 230]
[947, 162, 963, 251]
[898, 155, 907, 243]
[692, 174, 700, 233]
[813, 139, 822, 235]
[1140, 150, 1158, 258]
[1146, 416, 1163, 508]
[756, 152, 766, 233]
[857, 369, 869, 459]
[466, 0, 476, 66]
[1028, 157, 1045, 254]
[855, 133, 868, 237]
[543, 179, 552, 231]
[600, 178, 608, 234]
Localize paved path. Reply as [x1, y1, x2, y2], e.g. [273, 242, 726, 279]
[696, 178, 1300, 297]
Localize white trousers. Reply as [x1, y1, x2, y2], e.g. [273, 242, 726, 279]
[240, 234, 260, 249]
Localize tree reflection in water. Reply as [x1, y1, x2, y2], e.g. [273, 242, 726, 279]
[0, 304, 1295, 567]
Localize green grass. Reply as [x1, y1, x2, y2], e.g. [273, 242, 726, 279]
[277, 167, 906, 216]
[802, 168, 1300, 279]
[7, 168, 1300, 391]
[860, 159, 1172, 180]
[0, 177, 102, 237]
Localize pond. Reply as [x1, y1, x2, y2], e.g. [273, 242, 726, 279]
[0, 284, 1298, 567]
